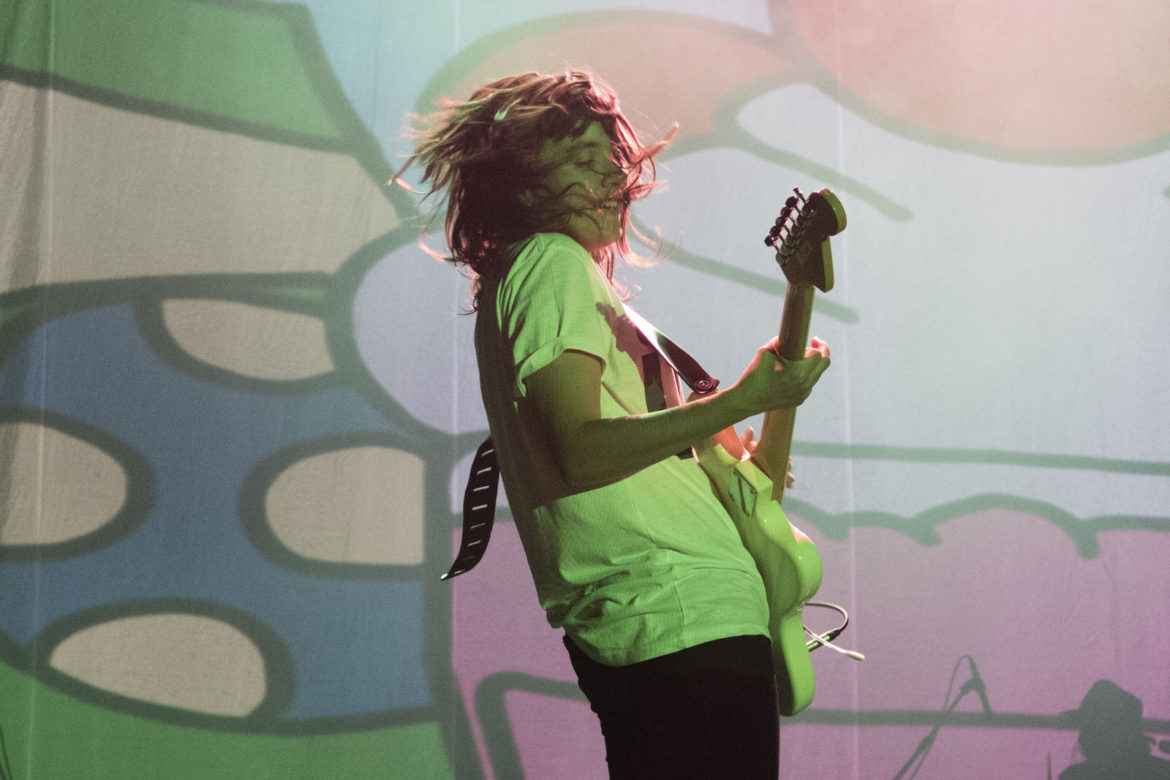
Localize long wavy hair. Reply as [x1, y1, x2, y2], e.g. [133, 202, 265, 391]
[400, 69, 670, 307]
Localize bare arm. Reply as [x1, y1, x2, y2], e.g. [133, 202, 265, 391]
[525, 340, 829, 491]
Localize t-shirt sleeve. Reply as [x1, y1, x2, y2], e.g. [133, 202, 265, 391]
[497, 234, 618, 399]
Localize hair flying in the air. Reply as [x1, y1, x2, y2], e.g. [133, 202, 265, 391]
[398, 69, 672, 306]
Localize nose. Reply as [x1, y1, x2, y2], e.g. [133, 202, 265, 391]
[600, 158, 625, 192]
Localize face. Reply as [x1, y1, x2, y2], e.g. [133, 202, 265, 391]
[530, 121, 627, 253]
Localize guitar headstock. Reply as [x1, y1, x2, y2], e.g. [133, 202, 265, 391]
[765, 188, 846, 293]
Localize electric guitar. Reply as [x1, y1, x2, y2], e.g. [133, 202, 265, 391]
[694, 188, 845, 716]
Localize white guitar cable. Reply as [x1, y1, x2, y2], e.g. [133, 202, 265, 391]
[804, 601, 866, 661]
[805, 628, 866, 661]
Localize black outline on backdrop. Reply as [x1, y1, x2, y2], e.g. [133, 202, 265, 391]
[783, 492, 1170, 561]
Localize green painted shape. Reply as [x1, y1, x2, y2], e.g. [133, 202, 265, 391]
[2, 0, 338, 138]
[0, 660, 454, 779]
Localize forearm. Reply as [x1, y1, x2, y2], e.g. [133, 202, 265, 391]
[554, 387, 749, 490]
[527, 342, 828, 492]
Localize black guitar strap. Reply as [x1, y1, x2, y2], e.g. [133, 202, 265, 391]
[622, 306, 720, 397]
[441, 438, 500, 580]
[442, 307, 716, 580]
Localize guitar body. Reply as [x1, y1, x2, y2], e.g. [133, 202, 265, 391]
[694, 436, 823, 716]
[697, 188, 845, 716]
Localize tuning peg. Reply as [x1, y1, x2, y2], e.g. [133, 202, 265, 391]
[785, 195, 798, 208]
[793, 187, 806, 203]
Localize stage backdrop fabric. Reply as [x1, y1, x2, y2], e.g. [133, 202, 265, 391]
[1, 1, 1168, 777]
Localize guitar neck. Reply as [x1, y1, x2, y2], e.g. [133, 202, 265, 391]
[755, 282, 816, 503]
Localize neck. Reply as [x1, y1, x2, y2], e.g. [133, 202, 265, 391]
[754, 282, 816, 503]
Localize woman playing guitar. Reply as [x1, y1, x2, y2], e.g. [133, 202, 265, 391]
[401, 69, 831, 777]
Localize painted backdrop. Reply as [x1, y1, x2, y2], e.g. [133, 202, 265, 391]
[1, 1, 1168, 777]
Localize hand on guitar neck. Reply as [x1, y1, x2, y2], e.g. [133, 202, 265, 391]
[710, 336, 829, 480]
[721, 336, 830, 468]
[732, 336, 831, 415]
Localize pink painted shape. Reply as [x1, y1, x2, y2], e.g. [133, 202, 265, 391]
[443, 14, 793, 143]
[789, 0, 1170, 151]
[803, 509, 1170, 720]
[455, 509, 1170, 775]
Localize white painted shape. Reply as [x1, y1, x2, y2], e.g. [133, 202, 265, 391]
[162, 300, 334, 381]
[266, 446, 425, 565]
[0, 422, 126, 546]
[49, 614, 266, 716]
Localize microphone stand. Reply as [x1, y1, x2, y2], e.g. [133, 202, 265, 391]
[892, 679, 983, 780]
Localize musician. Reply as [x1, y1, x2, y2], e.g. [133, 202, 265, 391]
[1060, 680, 1170, 779]
[404, 69, 830, 777]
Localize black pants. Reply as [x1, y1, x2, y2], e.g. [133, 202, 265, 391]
[564, 634, 779, 779]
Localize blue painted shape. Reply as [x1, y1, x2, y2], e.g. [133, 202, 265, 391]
[0, 304, 431, 719]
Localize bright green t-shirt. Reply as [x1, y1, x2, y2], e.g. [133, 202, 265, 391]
[475, 232, 768, 665]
